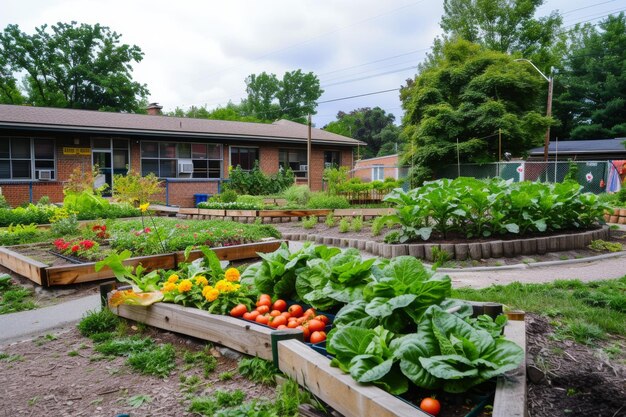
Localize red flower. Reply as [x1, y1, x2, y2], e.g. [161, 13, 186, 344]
[80, 240, 95, 249]
[71, 245, 80, 253]
[144, 227, 151, 233]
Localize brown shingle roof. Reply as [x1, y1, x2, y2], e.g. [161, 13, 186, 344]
[0, 104, 363, 146]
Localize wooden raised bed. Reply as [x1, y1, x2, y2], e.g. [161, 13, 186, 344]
[2, 240, 283, 287]
[108, 298, 526, 417]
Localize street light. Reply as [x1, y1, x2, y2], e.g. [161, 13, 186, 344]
[514, 59, 554, 161]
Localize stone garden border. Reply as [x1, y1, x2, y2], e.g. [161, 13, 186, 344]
[281, 226, 610, 261]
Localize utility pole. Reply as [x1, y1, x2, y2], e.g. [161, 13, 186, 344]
[498, 128, 502, 178]
[307, 114, 312, 190]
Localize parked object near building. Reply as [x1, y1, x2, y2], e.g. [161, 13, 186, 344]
[0, 104, 362, 207]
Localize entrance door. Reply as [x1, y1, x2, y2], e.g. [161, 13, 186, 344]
[92, 151, 112, 196]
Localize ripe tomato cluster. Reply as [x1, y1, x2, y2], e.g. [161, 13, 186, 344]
[230, 294, 329, 343]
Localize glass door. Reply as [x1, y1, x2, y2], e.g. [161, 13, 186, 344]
[92, 151, 112, 196]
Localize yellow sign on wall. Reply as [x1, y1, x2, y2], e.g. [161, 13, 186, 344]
[63, 147, 91, 155]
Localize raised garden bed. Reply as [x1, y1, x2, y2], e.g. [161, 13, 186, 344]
[179, 208, 393, 223]
[0, 240, 283, 287]
[282, 226, 610, 260]
[109, 296, 526, 417]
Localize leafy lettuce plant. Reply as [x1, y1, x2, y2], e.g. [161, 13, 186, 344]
[392, 305, 523, 393]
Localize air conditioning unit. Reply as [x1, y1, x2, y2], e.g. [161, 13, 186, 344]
[38, 170, 53, 181]
[299, 165, 308, 171]
[178, 160, 194, 175]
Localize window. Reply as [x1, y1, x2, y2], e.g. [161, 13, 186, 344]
[279, 149, 307, 178]
[230, 147, 259, 171]
[0, 137, 56, 180]
[324, 151, 341, 169]
[372, 165, 385, 181]
[141, 141, 223, 178]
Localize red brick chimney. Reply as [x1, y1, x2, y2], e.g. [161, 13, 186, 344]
[146, 102, 163, 115]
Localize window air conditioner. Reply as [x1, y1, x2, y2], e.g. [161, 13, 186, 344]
[299, 165, 308, 171]
[178, 160, 194, 174]
[38, 170, 53, 181]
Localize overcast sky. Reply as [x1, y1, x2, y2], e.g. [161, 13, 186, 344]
[2, 0, 624, 127]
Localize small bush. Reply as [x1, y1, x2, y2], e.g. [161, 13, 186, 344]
[351, 216, 363, 232]
[113, 169, 162, 206]
[384, 231, 401, 243]
[371, 216, 385, 236]
[432, 247, 451, 268]
[0, 195, 10, 209]
[306, 193, 349, 209]
[338, 218, 350, 233]
[77, 308, 120, 338]
[324, 212, 336, 227]
[51, 214, 79, 236]
[237, 195, 264, 207]
[220, 189, 238, 203]
[301, 216, 318, 229]
[282, 185, 311, 206]
[37, 196, 51, 206]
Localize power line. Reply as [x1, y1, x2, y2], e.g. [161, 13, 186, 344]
[561, 0, 619, 16]
[322, 66, 417, 88]
[318, 88, 400, 105]
[317, 47, 429, 78]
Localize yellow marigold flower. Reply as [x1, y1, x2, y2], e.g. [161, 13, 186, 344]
[202, 286, 219, 302]
[162, 282, 176, 293]
[224, 267, 240, 282]
[167, 274, 179, 283]
[177, 279, 193, 292]
[140, 202, 150, 213]
[195, 275, 208, 287]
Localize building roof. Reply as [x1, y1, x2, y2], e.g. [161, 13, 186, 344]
[0, 104, 364, 147]
[529, 138, 626, 155]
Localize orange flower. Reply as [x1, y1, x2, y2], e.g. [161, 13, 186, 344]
[177, 279, 192, 292]
[224, 268, 240, 282]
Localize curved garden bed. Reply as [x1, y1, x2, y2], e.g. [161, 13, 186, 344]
[281, 226, 610, 260]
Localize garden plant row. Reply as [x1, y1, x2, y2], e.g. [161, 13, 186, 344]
[107, 242, 526, 417]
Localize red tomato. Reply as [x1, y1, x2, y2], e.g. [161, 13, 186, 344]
[272, 299, 287, 312]
[314, 314, 329, 324]
[288, 304, 303, 318]
[256, 305, 270, 314]
[303, 308, 316, 320]
[280, 312, 291, 319]
[269, 309, 282, 317]
[256, 297, 272, 308]
[243, 310, 260, 321]
[419, 398, 441, 416]
[296, 325, 310, 341]
[307, 319, 326, 332]
[287, 320, 299, 329]
[255, 314, 270, 325]
[277, 324, 288, 330]
[310, 331, 326, 344]
[230, 304, 248, 317]
[269, 315, 287, 328]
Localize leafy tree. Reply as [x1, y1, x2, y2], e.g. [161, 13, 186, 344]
[245, 70, 323, 123]
[439, 0, 563, 70]
[553, 13, 626, 139]
[401, 39, 551, 184]
[166, 102, 265, 123]
[324, 107, 400, 158]
[0, 21, 148, 112]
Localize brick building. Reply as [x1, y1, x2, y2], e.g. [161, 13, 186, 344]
[0, 104, 362, 207]
[352, 154, 407, 182]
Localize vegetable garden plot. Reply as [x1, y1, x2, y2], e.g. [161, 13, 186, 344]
[0, 240, 283, 286]
[108, 297, 526, 417]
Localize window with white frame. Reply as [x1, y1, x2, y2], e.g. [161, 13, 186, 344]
[141, 142, 222, 178]
[0, 137, 56, 180]
[372, 165, 385, 181]
[279, 149, 307, 177]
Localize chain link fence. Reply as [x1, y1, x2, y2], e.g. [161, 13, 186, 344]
[437, 161, 614, 194]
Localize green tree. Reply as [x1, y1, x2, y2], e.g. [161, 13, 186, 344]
[324, 107, 400, 158]
[0, 21, 148, 112]
[245, 70, 323, 123]
[439, 0, 563, 70]
[553, 13, 626, 139]
[401, 39, 551, 184]
[166, 102, 265, 123]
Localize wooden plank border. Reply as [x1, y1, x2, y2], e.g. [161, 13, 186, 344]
[258, 209, 331, 218]
[0, 246, 48, 286]
[493, 318, 527, 417]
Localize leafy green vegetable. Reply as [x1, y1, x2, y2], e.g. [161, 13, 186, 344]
[95, 250, 161, 292]
[393, 305, 524, 393]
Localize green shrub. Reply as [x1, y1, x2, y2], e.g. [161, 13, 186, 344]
[36, 196, 51, 206]
[338, 217, 350, 233]
[220, 189, 238, 203]
[228, 162, 295, 195]
[323, 166, 348, 195]
[306, 193, 349, 209]
[0, 195, 10, 209]
[237, 195, 265, 207]
[351, 216, 363, 232]
[282, 185, 311, 206]
[237, 357, 278, 385]
[113, 169, 162, 206]
[324, 212, 336, 227]
[0, 223, 46, 246]
[51, 214, 79, 236]
[198, 201, 261, 210]
[371, 216, 386, 236]
[301, 216, 318, 229]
